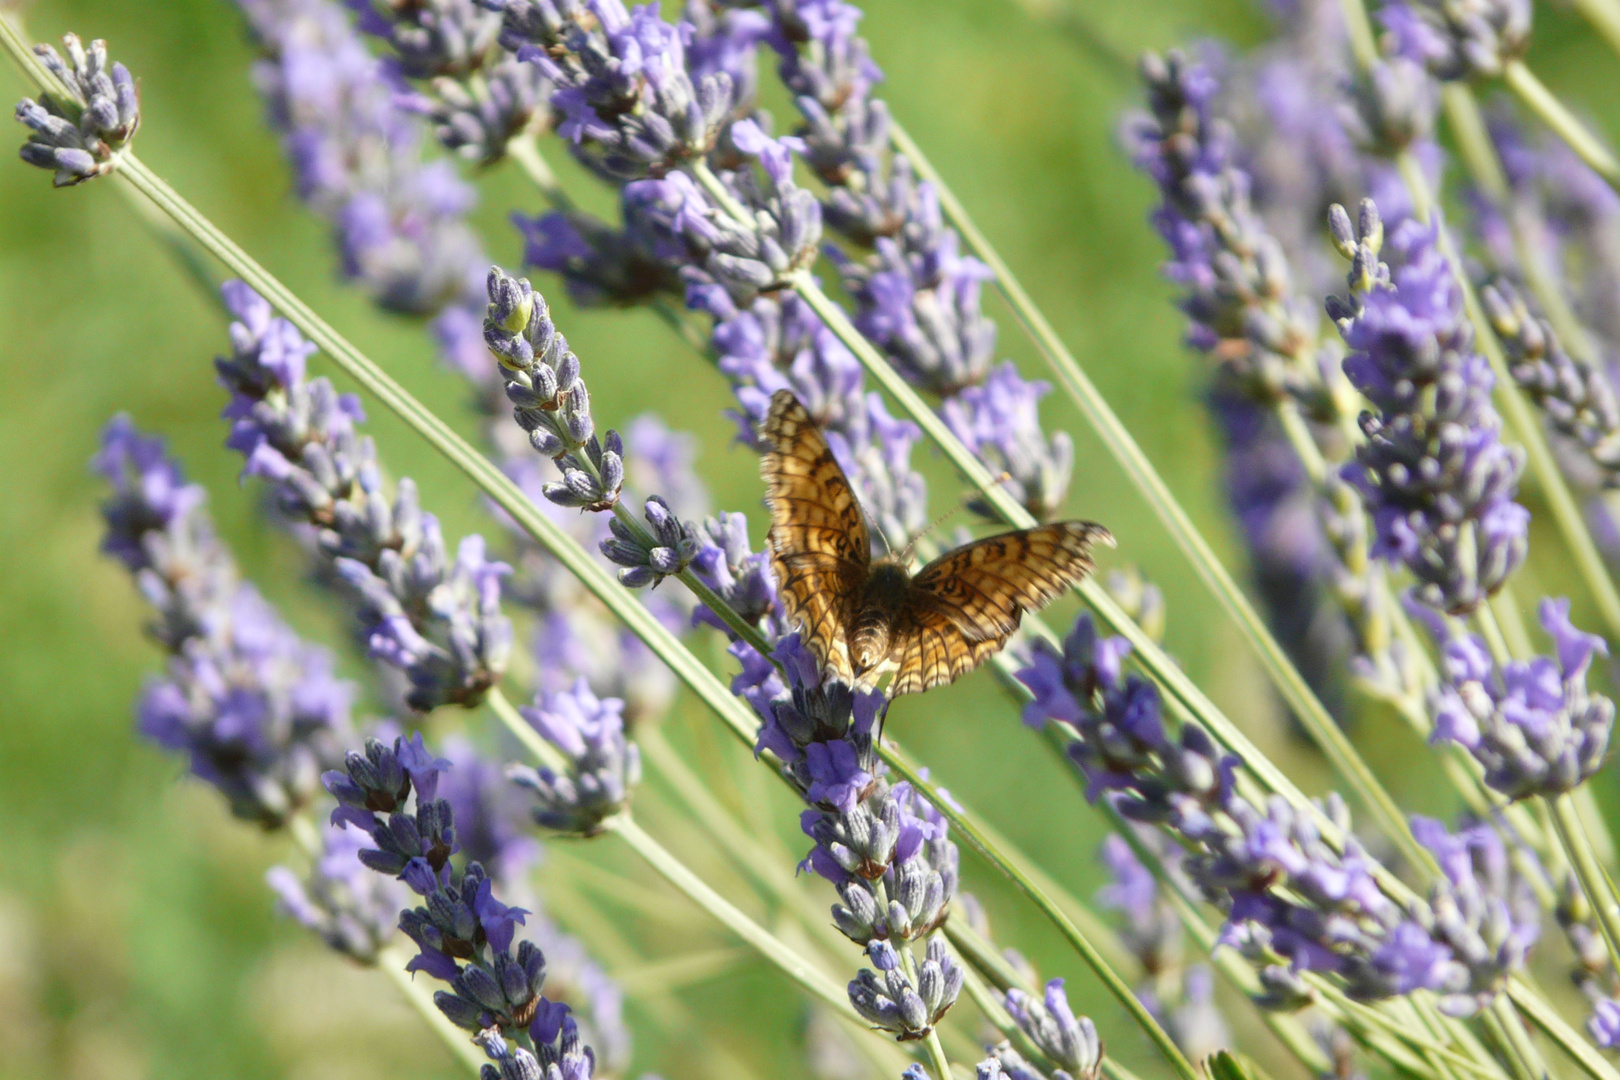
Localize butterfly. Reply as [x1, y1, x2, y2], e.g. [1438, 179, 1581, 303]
[759, 389, 1114, 697]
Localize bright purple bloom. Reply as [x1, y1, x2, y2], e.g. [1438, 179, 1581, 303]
[1328, 200, 1529, 615]
[1427, 599, 1613, 799]
[511, 678, 642, 834]
[14, 33, 140, 186]
[97, 417, 354, 828]
[268, 822, 412, 961]
[216, 281, 514, 710]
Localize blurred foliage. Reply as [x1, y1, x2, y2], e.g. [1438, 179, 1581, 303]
[2, 0, 1619, 1078]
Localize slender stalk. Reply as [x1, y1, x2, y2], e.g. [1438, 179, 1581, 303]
[1502, 60, 1620, 188]
[881, 119, 1425, 872]
[1572, 0, 1620, 60]
[1510, 978, 1620, 1080]
[376, 945, 488, 1074]
[602, 814, 861, 1022]
[1548, 794, 1620, 980]
[877, 742, 1202, 1080]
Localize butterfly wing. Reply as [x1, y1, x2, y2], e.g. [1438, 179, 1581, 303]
[887, 522, 1113, 696]
[759, 390, 871, 682]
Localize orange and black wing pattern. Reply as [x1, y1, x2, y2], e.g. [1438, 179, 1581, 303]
[887, 522, 1113, 696]
[759, 390, 871, 682]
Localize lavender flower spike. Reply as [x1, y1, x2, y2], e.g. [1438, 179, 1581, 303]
[1004, 978, 1105, 1080]
[268, 822, 412, 962]
[97, 416, 353, 828]
[1428, 599, 1614, 799]
[15, 33, 139, 186]
[1480, 280, 1620, 487]
[1326, 199, 1529, 615]
[216, 280, 513, 710]
[1379, 0, 1531, 82]
[495, 0, 736, 182]
[510, 677, 642, 835]
[324, 732, 592, 1061]
[484, 266, 624, 510]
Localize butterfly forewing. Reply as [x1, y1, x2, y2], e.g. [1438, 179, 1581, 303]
[760, 390, 870, 681]
[887, 523, 1112, 695]
[761, 389, 1113, 698]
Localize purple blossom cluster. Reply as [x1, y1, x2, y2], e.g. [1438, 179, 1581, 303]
[510, 677, 642, 835]
[1096, 835, 1231, 1062]
[736, 636, 964, 1041]
[270, 822, 414, 961]
[97, 417, 355, 828]
[1379, 0, 1531, 82]
[216, 280, 514, 710]
[324, 734, 600, 1075]
[239, 0, 488, 318]
[1127, 50, 1318, 407]
[15, 33, 139, 186]
[1327, 200, 1529, 615]
[1425, 599, 1614, 799]
[766, 0, 1073, 520]
[1019, 612, 1538, 1015]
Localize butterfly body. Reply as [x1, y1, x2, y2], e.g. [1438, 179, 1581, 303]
[759, 389, 1113, 697]
[848, 559, 913, 675]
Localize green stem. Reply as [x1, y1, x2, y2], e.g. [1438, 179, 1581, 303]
[603, 814, 861, 1022]
[487, 686, 570, 772]
[376, 945, 488, 1075]
[851, 126, 1428, 873]
[1502, 60, 1620, 188]
[1548, 794, 1620, 982]
[877, 743, 1201, 1080]
[1509, 978, 1620, 1080]
[1571, 0, 1620, 60]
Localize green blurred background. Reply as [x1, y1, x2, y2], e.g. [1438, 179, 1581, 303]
[3, 0, 1620, 1077]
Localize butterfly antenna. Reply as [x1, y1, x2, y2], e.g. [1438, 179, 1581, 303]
[898, 471, 1016, 564]
[868, 513, 897, 558]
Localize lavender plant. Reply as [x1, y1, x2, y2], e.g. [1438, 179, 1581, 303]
[16, 2, 1620, 1079]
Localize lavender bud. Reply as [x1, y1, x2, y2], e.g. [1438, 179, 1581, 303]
[1427, 599, 1613, 799]
[351, 0, 502, 79]
[15, 33, 139, 186]
[511, 678, 641, 834]
[1004, 978, 1105, 1080]
[1379, 0, 1531, 81]
[600, 496, 700, 587]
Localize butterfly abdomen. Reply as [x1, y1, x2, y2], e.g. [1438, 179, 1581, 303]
[849, 561, 912, 676]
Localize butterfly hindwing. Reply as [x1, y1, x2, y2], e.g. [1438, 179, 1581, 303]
[888, 522, 1113, 695]
[760, 389, 870, 681]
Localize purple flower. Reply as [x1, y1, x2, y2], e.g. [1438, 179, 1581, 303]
[217, 281, 514, 710]
[484, 267, 625, 509]
[942, 362, 1075, 521]
[1022, 609, 1519, 1013]
[1589, 998, 1620, 1050]
[846, 937, 962, 1040]
[1003, 978, 1104, 1080]
[1411, 815, 1541, 1015]
[14, 33, 140, 186]
[494, 0, 736, 182]
[510, 678, 641, 834]
[1378, 0, 1530, 81]
[323, 732, 597, 1052]
[268, 822, 412, 961]
[1128, 50, 1318, 405]
[1427, 598, 1613, 799]
[1328, 201, 1529, 615]
[1097, 834, 1181, 976]
[97, 417, 354, 827]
